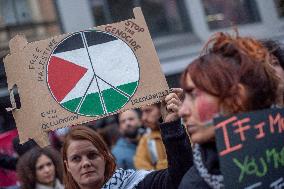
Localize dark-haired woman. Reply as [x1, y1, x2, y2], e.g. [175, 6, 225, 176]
[178, 33, 279, 189]
[17, 147, 64, 189]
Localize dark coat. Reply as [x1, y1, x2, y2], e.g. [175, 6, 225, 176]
[136, 119, 193, 189]
[179, 143, 222, 189]
[0, 153, 17, 170]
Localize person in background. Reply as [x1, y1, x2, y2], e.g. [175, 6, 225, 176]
[112, 109, 142, 169]
[97, 122, 120, 150]
[49, 127, 70, 151]
[262, 40, 284, 78]
[13, 137, 38, 157]
[134, 103, 168, 170]
[16, 146, 64, 189]
[262, 39, 284, 105]
[0, 137, 37, 171]
[0, 129, 19, 189]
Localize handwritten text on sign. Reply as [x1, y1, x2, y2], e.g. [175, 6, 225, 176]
[214, 108, 284, 189]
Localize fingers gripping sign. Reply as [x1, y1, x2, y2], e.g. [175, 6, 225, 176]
[161, 88, 183, 123]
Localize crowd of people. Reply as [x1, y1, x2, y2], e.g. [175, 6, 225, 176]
[0, 31, 284, 189]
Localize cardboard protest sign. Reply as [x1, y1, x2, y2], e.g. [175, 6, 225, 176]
[214, 108, 284, 189]
[3, 7, 169, 147]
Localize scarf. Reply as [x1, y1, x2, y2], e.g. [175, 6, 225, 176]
[193, 144, 224, 189]
[102, 169, 151, 189]
[35, 179, 64, 189]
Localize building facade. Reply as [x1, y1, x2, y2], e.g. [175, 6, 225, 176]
[56, 0, 284, 86]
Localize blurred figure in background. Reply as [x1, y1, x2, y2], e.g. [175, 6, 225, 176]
[134, 103, 168, 170]
[0, 129, 19, 189]
[0, 137, 38, 189]
[262, 40, 284, 78]
[97, 122, 120, 150]
[49, 127, 70, 151]
[262, 39, 284, 105]
[89, 115, 120, 149]
[112, 109, 143, 169]
[16, 147, 64, 189]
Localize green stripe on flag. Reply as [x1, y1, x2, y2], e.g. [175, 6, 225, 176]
[117, 81, 138, 96]
[60, 82, 137, 116]
[61, 97, 82, 112]
[79, 93, 104, 116]
[102, 88, 129, 113]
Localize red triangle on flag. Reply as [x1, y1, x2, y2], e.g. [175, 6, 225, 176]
[48, 56, 88, 102]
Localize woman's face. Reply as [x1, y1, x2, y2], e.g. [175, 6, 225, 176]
[140, 105, 161, 130]
[179, 74, 220, 144]
[35, 154, 55, 186]
[65, 140, 106, 188]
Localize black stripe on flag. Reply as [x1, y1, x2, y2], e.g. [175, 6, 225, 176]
[53, 33, 84, 54]
[84, 31, 117, 47]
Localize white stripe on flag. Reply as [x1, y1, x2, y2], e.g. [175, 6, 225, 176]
[88, 40, 139, 88]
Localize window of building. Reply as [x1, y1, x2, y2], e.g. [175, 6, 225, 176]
[0, 0, 32, 26]
[89, 0, 191, 37]
[0, 0, 61, 57]
[0, 1, 62, 132]
[275, 0, 284, 17]
[201, 0, 261, 30]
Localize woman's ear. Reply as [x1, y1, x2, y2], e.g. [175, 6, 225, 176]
[235, 83, 249, 112]
[236, 83, 248, 109]
[64, 160, 70, 172]
[221, 83, 248, 114]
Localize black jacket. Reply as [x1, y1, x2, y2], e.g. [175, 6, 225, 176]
[0, 153, 17, 170]
[179, 143, 221, 189]
[137, 119, 193, 189]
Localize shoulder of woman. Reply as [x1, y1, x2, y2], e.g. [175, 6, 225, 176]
[179, 167, 211, 189]
[102, 169, 151, 189]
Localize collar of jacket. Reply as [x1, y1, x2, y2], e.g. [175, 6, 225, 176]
[199, 142, 221, 175]
[148, 130, 162, 139]
[117, 137, 137, 147]
[35, 179, 64, 189]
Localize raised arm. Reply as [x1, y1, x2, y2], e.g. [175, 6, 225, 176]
[137, 89, 193, 189]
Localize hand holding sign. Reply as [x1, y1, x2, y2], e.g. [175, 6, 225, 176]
[161, 88, 183, 123]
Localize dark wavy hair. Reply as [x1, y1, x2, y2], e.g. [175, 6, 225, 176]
[62, 125, 116, 189]
[262, 39, 284, 70]
[16, 146, 63, 189]
[181, 32, 279, 114]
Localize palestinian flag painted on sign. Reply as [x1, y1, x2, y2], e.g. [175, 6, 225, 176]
[47, 30, 140, 116]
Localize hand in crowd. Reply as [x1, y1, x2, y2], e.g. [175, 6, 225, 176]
[161, 88, 183, 123]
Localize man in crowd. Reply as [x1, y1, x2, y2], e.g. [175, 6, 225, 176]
[134, 103, 168, 170]
[112, 109, 143, 169]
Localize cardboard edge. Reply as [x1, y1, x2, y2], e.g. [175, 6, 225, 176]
[133, 7, 143, 20]
[133, 7, 151, 33]
[8, 35, 28, 55]
[33, 130, 49, 147]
